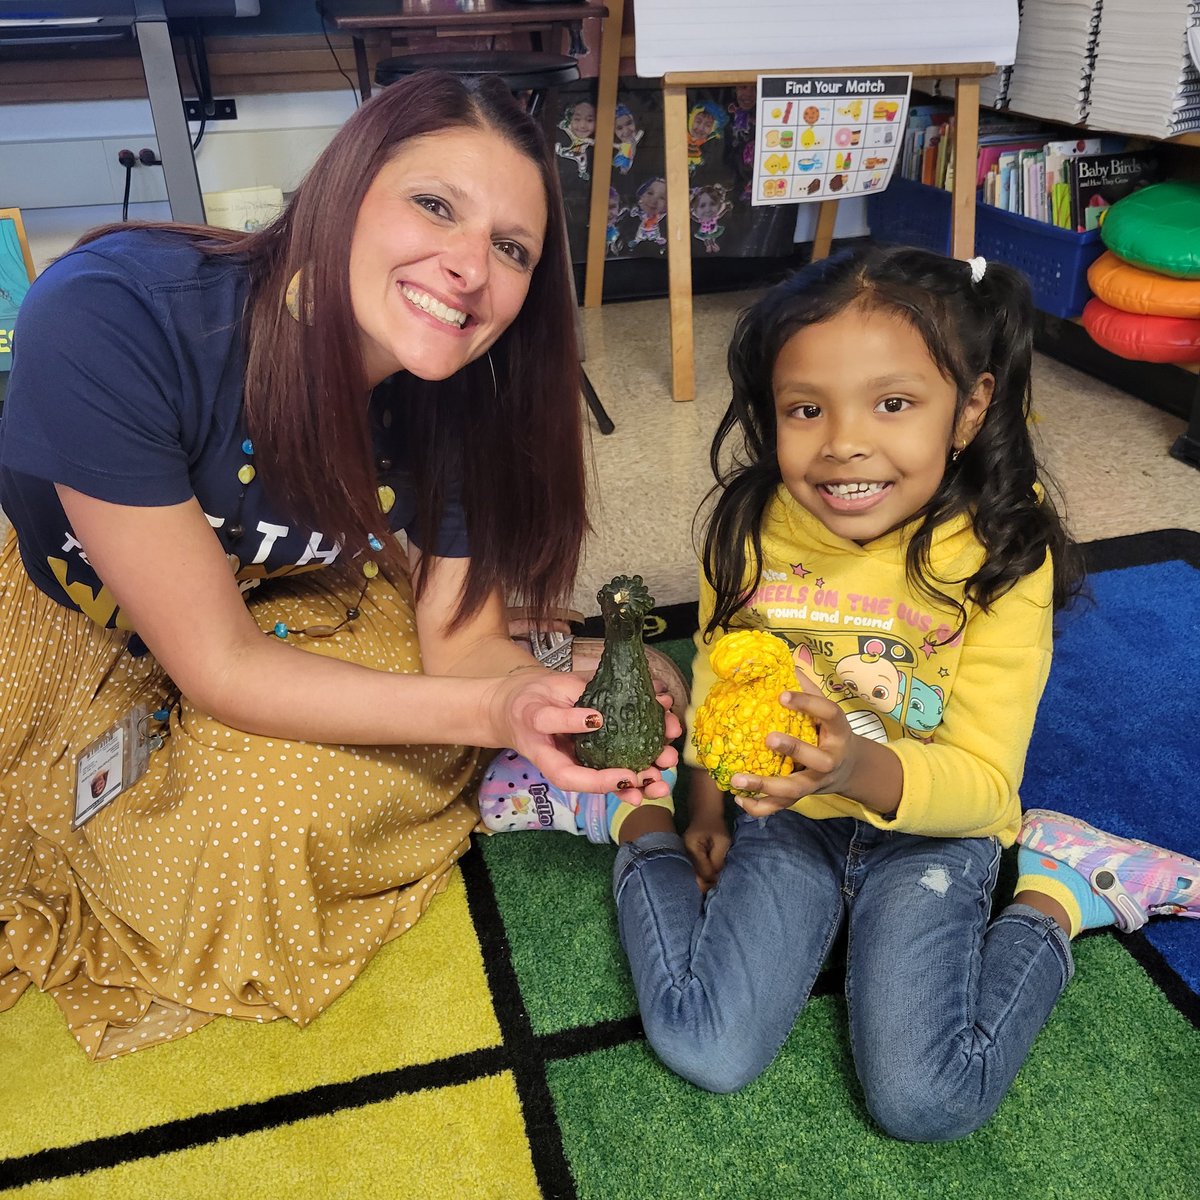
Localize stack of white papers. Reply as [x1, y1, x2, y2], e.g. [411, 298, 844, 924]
[1006, 0, 1102, 125]
[980, 63, 1013, 109]
[632, 0, 1018, 76]
[1087, 0, 1200, 136]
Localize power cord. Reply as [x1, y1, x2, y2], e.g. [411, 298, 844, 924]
[320, 9, 360, 108]
[117, 148, 163, 221]
[117, 148, 136, 221]
[183, 26, 209, 151]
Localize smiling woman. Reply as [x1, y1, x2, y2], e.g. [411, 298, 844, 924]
[0, 70, 679, 1060]
[348, 126, 548, 387]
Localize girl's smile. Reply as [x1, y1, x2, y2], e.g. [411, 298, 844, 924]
[773, 303, 992, 544]
[817, 479, 892, 512]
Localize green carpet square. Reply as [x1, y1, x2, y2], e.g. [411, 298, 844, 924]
[479, 831, 634, 1034]
[547, 935, 1200, 1199]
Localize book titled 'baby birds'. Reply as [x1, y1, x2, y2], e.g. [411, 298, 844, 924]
[1068, 151, 1160, 232]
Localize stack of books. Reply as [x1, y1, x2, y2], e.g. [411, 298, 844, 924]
[980, 62, 1014, 110]
[1087, 0, 1200, 136]
[980, 142, 1160, 230]
[1005, 0, 1102, 126]
[901, 105, 1162, 231]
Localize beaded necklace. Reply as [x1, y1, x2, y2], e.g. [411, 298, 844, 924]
[226, 437, 379, 641]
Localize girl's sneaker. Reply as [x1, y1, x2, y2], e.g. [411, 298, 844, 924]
[1019, 809, 1200, 932]
[479, 751, 678, 844]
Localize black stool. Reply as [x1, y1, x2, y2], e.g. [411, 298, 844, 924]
[374, 51, 615, 435]
[375, 50, 579, 116]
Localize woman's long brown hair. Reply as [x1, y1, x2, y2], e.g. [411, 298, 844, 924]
[75, 70, 588, 628]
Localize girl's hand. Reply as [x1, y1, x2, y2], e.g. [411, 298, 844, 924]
[684, 812, 731, 893]
[683, 768, 729, 891]
[486, 668, 681, 803]
[729, 684, 861, 819]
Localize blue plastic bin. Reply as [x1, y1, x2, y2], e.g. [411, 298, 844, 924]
[866, 177, 1105, 319]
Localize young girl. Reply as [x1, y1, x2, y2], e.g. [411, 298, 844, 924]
[481, 244, 1199, 1139]
[608, 244, 1199, 1140]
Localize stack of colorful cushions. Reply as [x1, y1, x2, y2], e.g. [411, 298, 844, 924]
[1081, 180, 1200, 365]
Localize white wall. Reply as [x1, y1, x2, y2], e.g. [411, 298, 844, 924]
[2, 92, 357, 267]
[3, 89, 867, 267]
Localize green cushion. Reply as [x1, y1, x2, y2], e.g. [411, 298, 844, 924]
[1100, 181, 1200, 279]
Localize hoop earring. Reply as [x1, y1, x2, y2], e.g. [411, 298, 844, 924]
[487, 350, 498, 401]
[285, 270, 312, 324]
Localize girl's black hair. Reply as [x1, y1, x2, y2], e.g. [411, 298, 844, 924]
[700, 244, 1085, 638]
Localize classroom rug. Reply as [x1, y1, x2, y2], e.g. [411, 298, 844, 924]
[1, 528, 1198, 1199]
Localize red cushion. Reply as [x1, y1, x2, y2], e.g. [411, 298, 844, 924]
[1080, 298, 1200, 365]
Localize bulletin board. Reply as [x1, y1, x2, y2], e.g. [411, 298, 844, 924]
[0, 208, 35, 373]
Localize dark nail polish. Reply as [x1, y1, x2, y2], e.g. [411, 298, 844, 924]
[617, 779, 633, 791]
[584, 713, 602, 729]
[641, 777, 654, 788]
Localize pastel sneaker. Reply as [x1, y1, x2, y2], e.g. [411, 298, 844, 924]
[478, 750, 613, 843]
[1020, 809, 1200, 932]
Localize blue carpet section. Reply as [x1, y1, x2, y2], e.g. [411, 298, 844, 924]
[1025, 558, 1200, 988]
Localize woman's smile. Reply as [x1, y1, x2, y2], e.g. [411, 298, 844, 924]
[399, 283, 470, 330]
[349, 125, 547, 386]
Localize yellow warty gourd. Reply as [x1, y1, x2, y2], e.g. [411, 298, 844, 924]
[692, 630, 818, 796]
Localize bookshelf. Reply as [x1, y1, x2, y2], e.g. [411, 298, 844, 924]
[889, 96, 1200, 467]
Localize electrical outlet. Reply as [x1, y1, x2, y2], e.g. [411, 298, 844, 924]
[183, 98, 238, 122]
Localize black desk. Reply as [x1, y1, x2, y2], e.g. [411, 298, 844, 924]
[317, 0, 605, 102]
[0, 1, 254, 223]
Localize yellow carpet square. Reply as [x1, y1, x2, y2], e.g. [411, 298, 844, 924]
[7, 1071, 539, 1200]
[0, 870, 499, 1160]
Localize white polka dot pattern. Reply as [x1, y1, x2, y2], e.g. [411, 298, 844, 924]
[0, 532, 481, 1061]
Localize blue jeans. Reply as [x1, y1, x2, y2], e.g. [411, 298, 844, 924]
[613, 810, 1075, 1141]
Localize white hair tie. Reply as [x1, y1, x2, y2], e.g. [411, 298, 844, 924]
[967, 256, 987, 284]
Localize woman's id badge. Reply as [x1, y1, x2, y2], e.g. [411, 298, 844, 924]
[73, 703, 158, 827]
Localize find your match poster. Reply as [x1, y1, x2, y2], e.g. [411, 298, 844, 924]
[752, 74, 912, 206]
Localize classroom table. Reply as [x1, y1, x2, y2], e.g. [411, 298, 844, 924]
[316, 0, 607, 102]
[646, 61, 999, 401]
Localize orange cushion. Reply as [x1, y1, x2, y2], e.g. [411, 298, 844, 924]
[1088, 252, 1200, 318]
[1081, 298, 1200, 364]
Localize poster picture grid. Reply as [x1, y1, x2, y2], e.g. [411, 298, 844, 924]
[753, 74, 912, 206]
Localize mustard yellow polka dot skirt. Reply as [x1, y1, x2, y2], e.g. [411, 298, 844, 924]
[0, 530, 480, 1060]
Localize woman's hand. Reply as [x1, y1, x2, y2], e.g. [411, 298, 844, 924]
[729, 676, 902, 819]
[485, 667, 681, 803]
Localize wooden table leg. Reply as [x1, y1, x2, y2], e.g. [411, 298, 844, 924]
[811, 199, 838, 261]
[950, 76, 980, 260]
[663, 81, 695, 401]
[352, 35, 372, 102]
[583, 0, 624, 308]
